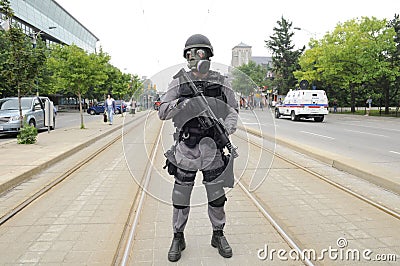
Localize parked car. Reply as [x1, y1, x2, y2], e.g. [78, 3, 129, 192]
[0, 96, 56, 133]
[87, 100, 127, 115]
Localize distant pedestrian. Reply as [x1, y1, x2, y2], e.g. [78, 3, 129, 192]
[105, 94, 116, 125]
[333, 100, 337, 113]
[365, 96, 372, 116]
[132, 100, 136, 114]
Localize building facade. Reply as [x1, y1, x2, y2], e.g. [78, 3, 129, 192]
[230, 42, 276, 107]
[231, 42, 274, 78]
[231, 42, 252, 67]
[231, 42, 272, 69]
[0, 0, 98, 53]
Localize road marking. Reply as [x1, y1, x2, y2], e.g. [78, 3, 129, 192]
[243, 122, 262, 125]
[389, 151, 400, 155]
[300, 131, 335, 140]
[337, 122, 400, 133]
[344, 129, 388, 138]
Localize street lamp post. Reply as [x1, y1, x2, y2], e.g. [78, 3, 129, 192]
[30, 26, 56, 48]
[294, 27, 317, 39]
[30, 27, 56, 96]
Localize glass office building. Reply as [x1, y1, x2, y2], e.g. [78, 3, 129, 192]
[1, 0, 98, 53]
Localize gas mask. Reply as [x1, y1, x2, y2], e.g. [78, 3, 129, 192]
[185, 48, 210, 74]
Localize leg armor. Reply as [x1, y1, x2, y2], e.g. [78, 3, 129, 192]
[172, 169, 196, 233]
[204, 178, 226, 230]
[172, 179, 194, 208]
[203, 167, 226, 206]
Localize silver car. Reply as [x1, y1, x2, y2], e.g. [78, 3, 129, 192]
[0, 96, 56, 133]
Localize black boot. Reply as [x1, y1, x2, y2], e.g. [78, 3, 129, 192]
[168, 232, 186, 262]
[211, 230, 232, 258]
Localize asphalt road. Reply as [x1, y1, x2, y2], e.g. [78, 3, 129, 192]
[0, 111, 112, 143]
[239, 108, 400, 176]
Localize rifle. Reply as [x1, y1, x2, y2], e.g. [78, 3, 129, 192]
[173, 68, 238, 158]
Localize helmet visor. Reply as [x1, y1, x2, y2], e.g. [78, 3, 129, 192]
[185, 48, 208, 60]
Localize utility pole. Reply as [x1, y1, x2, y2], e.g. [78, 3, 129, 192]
[30, 27, 56, 96]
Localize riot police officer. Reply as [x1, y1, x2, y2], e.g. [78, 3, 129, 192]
[158, 34, 239, 262]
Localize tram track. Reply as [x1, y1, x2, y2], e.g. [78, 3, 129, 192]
[113, 119, 164, 265]
[0, 112, 155, 226]
[233, 127, 399, 265]
[235, 126, 400, 220]
[1, 111, 396, 264]
[111, 120, 399, 265]
[113, 119, 314, 265]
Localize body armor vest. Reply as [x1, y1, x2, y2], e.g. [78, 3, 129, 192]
[172, 71, 230, 147]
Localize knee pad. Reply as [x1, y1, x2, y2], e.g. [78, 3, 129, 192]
[209, 194, 226, 207]
[204, 180, 225, 205]
[172, 181, 194, 207]
[173, 204, 189, 209]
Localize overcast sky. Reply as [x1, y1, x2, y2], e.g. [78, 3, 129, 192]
[55, 0, 399, 80]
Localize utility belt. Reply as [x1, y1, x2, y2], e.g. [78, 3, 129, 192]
[179, 126, 213, 148]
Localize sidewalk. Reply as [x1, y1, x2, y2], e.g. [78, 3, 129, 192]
[0, 111, 148, 194]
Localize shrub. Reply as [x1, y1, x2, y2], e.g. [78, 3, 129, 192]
[17, 124, 38, 144]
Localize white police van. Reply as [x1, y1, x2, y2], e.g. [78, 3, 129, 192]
[275, 89, 329, 122]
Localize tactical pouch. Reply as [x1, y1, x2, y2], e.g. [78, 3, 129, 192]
[164, 148, 178, 176]
[164, 159, 177, 176]
[222, 154, 234, 188]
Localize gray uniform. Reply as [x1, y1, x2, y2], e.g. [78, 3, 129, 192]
[159, 70, 238, 233]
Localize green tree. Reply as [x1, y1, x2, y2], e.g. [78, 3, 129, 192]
[238, 61, 268, 88]
[47, 44, 108, 128]
[35, 39, 57, 96]
[295, 16, 398, 113]
[104, 65, 130, 99]
[388, 14, 400, 111]
[232, 61, 267, 96]
[231, 67, 256, 96]
[89, 48, 132, 103]
[0, 0, 13, 19]
[1, 0, 46, 127]
[129, 74, 143, 101]
[0, 0, 11, 96]
[0, 30, 9, 96]
[265, 16, 305, 95]
[109, 68, 131, 115]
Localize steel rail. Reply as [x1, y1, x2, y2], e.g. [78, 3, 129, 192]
[235, 127, 400, 220]
[0, 112, 153, 226]
[237, 180, 315, 266]
[119, 121, 165, 265]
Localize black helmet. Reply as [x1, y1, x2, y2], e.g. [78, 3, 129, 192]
[183, 34, 214, 58]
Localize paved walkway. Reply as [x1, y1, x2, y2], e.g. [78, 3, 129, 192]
[0, 110, 398, 265]
[0, 111, 147, 194]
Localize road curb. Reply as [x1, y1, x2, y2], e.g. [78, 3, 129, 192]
[331, 160, 400, 195]
[239, 125, 400, 195]
[0, 112, 150, 195]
